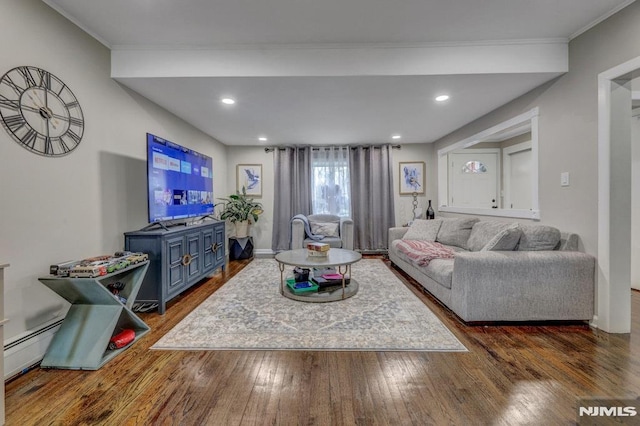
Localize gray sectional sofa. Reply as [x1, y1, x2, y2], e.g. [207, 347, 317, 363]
[388, 217, 596, 323]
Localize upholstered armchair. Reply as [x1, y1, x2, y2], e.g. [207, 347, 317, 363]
[291, 214, 354, 250]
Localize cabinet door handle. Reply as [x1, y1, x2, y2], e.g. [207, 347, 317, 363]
[212, 242, 221, 251]
[181, 254, 193, 266]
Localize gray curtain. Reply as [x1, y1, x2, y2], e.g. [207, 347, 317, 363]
[349, 145, 395, 251]
[271, 147, 313, 251]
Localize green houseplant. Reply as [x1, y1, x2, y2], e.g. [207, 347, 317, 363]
[216, 187, 263, 237]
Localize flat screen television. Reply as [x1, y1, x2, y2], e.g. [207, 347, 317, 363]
[146, 133, 214, 224]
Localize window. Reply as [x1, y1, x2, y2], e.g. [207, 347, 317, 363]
[462, 160, 488, 173]
[311, 147, 351, 217]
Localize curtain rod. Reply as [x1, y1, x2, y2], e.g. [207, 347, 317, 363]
[264, 144, 401, 153]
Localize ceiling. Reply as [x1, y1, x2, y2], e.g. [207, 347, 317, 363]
[43, 0, 634, 146]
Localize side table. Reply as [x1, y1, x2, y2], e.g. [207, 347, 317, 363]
[229, 236, 254, 260]
[38, 261, 150, 370]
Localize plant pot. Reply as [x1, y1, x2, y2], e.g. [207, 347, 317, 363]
[234, 221, 250, 238]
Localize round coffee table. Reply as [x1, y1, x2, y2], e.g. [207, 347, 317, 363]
[275, 248, 362, 302]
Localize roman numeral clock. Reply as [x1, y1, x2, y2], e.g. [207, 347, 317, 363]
[0, 66, 84, 157]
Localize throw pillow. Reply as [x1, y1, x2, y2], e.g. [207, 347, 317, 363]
[517, 225, 561, 251]
[467, 221, 518, 252]
[481, 224, 522, 251]
[436, 217, 480, 250]
[402, 219, 442, 242]
[310, 222, 340, 237]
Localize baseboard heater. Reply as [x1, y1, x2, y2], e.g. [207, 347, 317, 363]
[4, 319, 63, 381]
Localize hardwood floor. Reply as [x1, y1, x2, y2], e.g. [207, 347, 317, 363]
[5, 256, 640, 425]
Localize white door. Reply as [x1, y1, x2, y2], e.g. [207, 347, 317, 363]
[449, 151, 499, 209]
[503, 142, 533, 210]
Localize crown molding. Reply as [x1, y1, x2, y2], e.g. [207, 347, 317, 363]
[42, 0, 111, 48]
[110, 38, 568, 52]
[569, 0, 636, 40]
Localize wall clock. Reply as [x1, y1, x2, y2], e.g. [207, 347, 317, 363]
[0, 66, 84, 157]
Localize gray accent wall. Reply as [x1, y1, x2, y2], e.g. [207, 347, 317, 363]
[433, 1, 640, 259]
[0, 0, 228, 342]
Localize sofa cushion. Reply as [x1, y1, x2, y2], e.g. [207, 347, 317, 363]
[392, 240, 455, 267]
[467, 221, 517, 252]
[402, 219, 442, 242]
[422, 259, 454, 289]
[436, 217, 479, 250]
[517, 225, 561, 251]
[481, 224, 522, 251]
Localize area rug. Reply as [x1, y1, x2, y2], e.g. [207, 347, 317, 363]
[151, 259, 467, 352]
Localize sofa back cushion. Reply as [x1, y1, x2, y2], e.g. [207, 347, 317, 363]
[402, 219, 442, 242]
[481, 224, 522, 251]
[467, 221, 521, 252]
[436, 217, 479, 250]
[517, 225, 561, 251]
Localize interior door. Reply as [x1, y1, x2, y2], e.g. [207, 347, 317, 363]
[505, 145, 533, 209]
[449, 151, 499, 209]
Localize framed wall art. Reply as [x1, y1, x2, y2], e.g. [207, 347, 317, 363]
[236, 164, 262, 197]
[399, 161, 425, 195]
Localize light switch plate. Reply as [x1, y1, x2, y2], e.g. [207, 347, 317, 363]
[561, 172, 570, 187]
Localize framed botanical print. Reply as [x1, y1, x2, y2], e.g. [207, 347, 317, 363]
[237, 164, 262, 197]
[399, 161, 425, 195]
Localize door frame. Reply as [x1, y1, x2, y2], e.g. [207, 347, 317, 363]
[503, 141, 532, 210]
[597, 55, 640, 333]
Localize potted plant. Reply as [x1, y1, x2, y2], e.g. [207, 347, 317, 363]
[216, 187, 263, 237]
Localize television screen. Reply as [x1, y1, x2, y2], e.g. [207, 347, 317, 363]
[146, 133, 214, 223]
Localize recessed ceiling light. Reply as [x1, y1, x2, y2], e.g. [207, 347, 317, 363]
[221, 97, 236, 105]
[258, 137, 268, 142]
[392, 134, 402, 140]
[435, 95, 450, 102]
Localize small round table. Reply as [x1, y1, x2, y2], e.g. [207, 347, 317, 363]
[275, 248, 362, 302]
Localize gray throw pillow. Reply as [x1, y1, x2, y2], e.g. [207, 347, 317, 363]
[517, 225, 561, 251]
[436, 217, 479, 250]
[467, 221, 518, 252]
[402, 219, 442, 242]
[481, 224, 522, 251]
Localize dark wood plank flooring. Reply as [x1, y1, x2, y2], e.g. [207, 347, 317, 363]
[5, 256, 640, 425]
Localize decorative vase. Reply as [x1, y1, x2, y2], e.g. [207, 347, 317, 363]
[426, 200, 435, 219]
[235, 221, 250, 238]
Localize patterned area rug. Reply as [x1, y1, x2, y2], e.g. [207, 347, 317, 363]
[151, 258, 467, 352]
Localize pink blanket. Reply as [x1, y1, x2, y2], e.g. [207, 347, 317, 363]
[394, 240, 455, 266]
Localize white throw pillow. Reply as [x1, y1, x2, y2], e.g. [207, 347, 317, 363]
[402, 219, 442, 242]
[310, 222, 340, 237]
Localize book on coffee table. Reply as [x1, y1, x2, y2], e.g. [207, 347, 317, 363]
[286, 280, 319, 294]
[307, 242, 330, 252]
[311, 276, 350, 287]
[307, 249, 328, 257]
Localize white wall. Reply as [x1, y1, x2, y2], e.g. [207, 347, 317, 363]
[224, 147, 274, 252]
[0, 0, 228, 342]
[393, 144, 436, 226]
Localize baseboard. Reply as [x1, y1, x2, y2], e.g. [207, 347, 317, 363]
[4, 320, 62, 380]
[254, 249, 275, 258]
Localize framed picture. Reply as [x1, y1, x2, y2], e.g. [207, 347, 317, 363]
[236, 164, 262, 197]
[399, 161, 425, 195]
